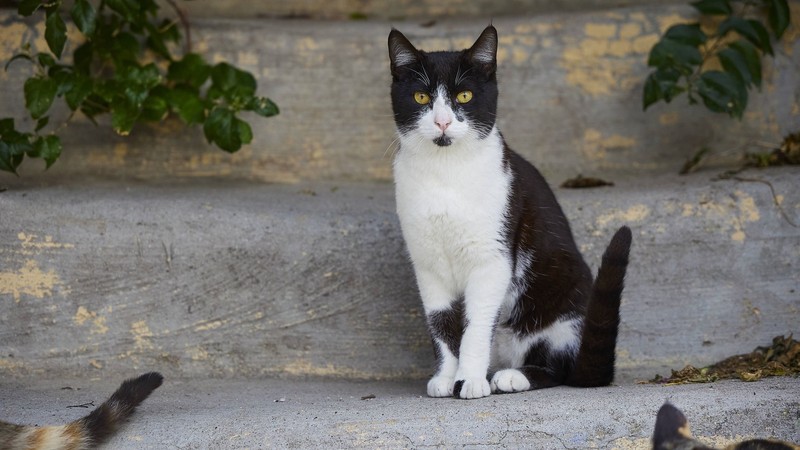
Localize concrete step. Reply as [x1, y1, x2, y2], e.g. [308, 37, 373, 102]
[1, 5, 798, 183]
[1, 376, 797, 448]
[1, 168, 798, 381]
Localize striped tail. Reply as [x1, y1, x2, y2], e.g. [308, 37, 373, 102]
[566, 226, 632, 387]
[0, 372, 163, 450]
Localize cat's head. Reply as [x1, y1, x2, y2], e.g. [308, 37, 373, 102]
[388, 26, 499, 148]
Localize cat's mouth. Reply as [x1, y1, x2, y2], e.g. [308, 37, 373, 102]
[433, 135, 452, 147]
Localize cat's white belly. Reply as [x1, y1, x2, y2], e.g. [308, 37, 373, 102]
[393, 131, 511, 298]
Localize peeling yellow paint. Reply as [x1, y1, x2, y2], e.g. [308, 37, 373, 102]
[279, 359, 377, 379]
[87, 143, 128, 167]
[0, 358, 24, 372]
[582, 128, 637, 161]
[560, 16, 655, 96]
[619, 23, 642, 40]
[0, 259, 62, 302]
[187, 346, 210, 361]
[658, 14, 691, 33]
[73, 306, 109, 334]
[131, 321, 154, 350]
[194, 319, 225, 332]
[585, 23, 617, 39]
[597, 205, 651, 227]
[735, 190, 760, 222]
[17, 232, 75, 252]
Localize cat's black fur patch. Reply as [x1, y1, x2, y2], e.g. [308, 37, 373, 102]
[428, 298, 466, 358]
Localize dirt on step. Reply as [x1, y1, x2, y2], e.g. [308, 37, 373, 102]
[646, 334, 800, 385]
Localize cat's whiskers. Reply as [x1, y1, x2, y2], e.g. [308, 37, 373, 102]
[384, 135, 402, 159]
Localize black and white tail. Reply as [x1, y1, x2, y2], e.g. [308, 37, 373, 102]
[0, 372, 163, 450]
[567, 226, 632, 387]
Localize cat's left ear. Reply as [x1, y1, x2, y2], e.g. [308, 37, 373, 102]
[467, 25, 498, 73]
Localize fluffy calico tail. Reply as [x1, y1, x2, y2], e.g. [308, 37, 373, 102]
[0, 372, 163, 450]
[566, 226, 632, 387]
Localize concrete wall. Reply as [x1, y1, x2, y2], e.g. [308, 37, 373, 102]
[1, 4, 798, 183]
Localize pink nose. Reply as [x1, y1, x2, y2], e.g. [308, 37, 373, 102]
[435, 119, 451, 132]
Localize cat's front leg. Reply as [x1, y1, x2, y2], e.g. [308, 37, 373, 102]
[454, 261, 511, 399]
[418, 270, 462, 397]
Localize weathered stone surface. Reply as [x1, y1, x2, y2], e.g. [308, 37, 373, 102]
[1, 169, 797, 380]
[1, 376, 798, 448]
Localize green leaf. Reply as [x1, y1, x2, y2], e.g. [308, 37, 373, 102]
[204, 107, 246, 152]
[696, 70, 747, 118]
[0, 118, 14, 136]
[246, 97, 280, 117]
[110, 98, 140, 135]
[165, 86, 206, 124]
[168, 54, 212, 89]
[18, 0, 42, 16]
[690, 0, 732, 15]
[643, 67, 686, 110]
[70, 0, 97, 36]
[35, 116, 50, 132]
[109, 32, 141, 63]
[0, 140, 23, 175]
[718, 17, 773, 55]
[73, 42, 93, 74]
[144, 20, 179, 61]
[647, 39, 703, 73]
[37, 53, 56, 68]
[238, 120, 253, 145]
[117, 63, 162, 106]
[105, 0, 140, 21]
[45, 11, 67, 58]
[65, 75, 93, 110]
[34, 135, 62, 168]
[664, 24, 708, 46]
[211, 63, 257, 103]
[4, 53, 34, 71]
[728, 40, 762, 88]
[24, 77, 58, 119]
[141, 92, 169, 121]
[718, 45, 758, 88]
[0, 129, 33, 175]
[767, 0, 791, 39]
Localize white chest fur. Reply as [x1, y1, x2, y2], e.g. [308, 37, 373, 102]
[393, 129, 511, 296]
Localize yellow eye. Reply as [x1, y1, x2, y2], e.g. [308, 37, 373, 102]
[414, 92, 430, 105]
[456, 91, 473, 103]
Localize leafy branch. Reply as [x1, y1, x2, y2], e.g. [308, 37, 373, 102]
[643, 0, 791, 118]
[0, 0, 278, 175]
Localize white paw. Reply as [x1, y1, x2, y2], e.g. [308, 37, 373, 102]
[490, 369, 531, 393]
[427, 375, 454, 397]
[454, 378, 492, 399]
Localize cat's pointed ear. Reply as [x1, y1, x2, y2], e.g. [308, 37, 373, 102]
[652, 403, 693, 450]
[467, 25, 498, 72]
[389, 29, 420, 74]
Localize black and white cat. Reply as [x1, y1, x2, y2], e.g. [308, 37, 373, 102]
[388, 25, 632, 399]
